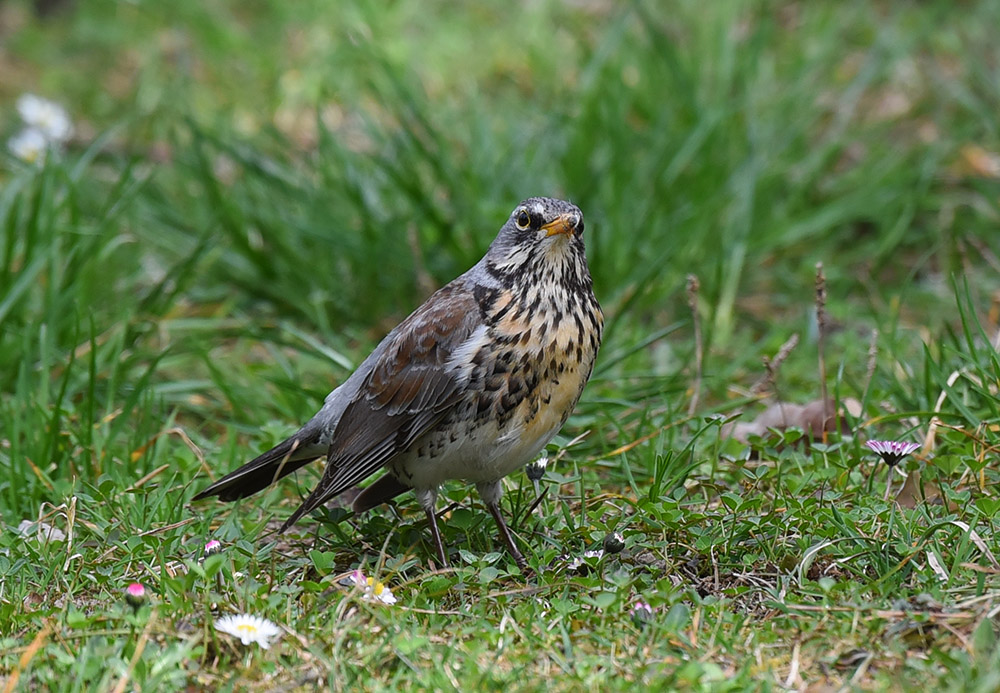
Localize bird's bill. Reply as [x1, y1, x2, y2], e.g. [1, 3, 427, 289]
[542, 214, 576, 237]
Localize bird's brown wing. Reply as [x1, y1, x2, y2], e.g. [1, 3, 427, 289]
[280, 283, 483, 530]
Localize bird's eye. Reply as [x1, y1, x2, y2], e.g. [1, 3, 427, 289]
[515, 210, 531, 230]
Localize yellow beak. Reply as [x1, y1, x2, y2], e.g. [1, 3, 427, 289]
[542, 214, 576, 237]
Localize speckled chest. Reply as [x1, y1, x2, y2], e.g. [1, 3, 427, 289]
[391, 276, 603, 487]
[470, 280, 602, 431]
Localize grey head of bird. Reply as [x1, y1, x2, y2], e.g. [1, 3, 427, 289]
[478, 197, 591, 288]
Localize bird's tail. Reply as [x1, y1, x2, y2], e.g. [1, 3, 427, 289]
[276, 468, 412, 533]
[192, 429, 325, 503]
[351, 474, 411, 513]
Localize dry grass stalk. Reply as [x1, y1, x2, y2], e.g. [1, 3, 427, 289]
[687, 274, 703, 416]
[815, 263, 829, 435]
[750, 333, 800, 396]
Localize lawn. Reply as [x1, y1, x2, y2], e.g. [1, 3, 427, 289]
[2, 0, 1000, 689]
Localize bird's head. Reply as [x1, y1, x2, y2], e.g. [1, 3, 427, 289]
[482, 197, 588, 284]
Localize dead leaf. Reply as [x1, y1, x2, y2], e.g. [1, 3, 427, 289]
[721, 397, 861, 444]
[958, 144, 1000, 178]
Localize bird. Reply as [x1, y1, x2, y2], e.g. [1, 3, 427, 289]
[192, 197, 603, 571]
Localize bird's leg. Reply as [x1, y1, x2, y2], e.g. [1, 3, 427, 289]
[416, 488, 448, 568]
[425, 507, 448, 568]
[486, 501, 528, 572]
[478, 481, 528, 572]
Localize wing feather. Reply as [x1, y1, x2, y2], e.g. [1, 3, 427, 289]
[280, 283, 484, 529]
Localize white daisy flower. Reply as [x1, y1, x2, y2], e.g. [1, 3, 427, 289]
[865, 440, 920, 468]
[16, 94, 73, 143]
[17, 519, 66, 542]
[866, 439, 920, 501]
[8, 129, 48, 164]
[214, 614, 281, 649]
[566, 549, 604, 573]
[347, 569, 398, 605]
[367, 578, 398, 605]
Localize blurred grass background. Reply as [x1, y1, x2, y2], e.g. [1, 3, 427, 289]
[2, 0, 1000, 688]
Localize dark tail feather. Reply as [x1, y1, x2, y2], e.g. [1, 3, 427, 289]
[278, 478, 328, 532]
[192, 434, 323, 502]
[278, 472, 411, 533]
[352, 474, 411, 513]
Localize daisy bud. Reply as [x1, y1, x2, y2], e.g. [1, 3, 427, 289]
[603, 532, 625, 554]
[125, 583, 146, 611]
[526, 457, 548, 482]
[630, 600, 653, 627]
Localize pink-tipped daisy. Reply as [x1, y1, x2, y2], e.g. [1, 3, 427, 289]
[125, 583, 146, 611]
[214, 614, 281, 649]
[865, 440, 919, 468]
[630, 599, 654, 626]
[204, 539, 223, 557]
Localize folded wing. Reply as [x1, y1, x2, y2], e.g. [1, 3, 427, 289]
[279, 282, 484, 530]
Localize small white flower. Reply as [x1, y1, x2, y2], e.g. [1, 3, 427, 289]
[865, 440, 920, 468]
[566, 549, 604, 572]
[8, 129, 48, 164]
[17, 519, 66, 542]
[347, 569, 398, 605]
[16, 94, 73, 143]
[368, 579, 397, 604]
[214, 613, 281, 649]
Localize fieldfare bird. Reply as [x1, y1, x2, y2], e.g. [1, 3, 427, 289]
[193, 197, 603, 571]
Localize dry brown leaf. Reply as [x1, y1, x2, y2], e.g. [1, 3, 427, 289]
[958, 144, 1000, 178]
[721, 397, 862, 444]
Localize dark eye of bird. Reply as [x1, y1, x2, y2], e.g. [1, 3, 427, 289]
[516, 210, 531, 229]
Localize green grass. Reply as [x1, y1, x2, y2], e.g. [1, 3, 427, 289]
[3, 0, 1000, 689]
